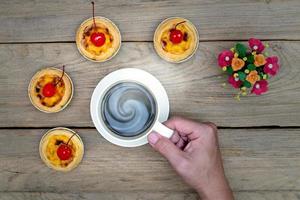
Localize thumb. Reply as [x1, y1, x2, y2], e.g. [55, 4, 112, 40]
[148, 132, 185, 167]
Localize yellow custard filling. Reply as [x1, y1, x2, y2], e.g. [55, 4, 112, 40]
[160, 23, 192, 55]
[34, 75, 65, 107]
[45, 134, 76, 168]
[82, 25, 113, 56]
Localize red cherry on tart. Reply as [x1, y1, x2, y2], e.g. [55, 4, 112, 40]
[57, 144, 72, 160]
[90, 32, 106, 46]
[56, 131, 76, 160]
[90, 2, 106, 47]
[169, 29, 183, 44]
[41, 65, 65, 98]
[42, 83, 56, 97]
[169, 21, 186, 44]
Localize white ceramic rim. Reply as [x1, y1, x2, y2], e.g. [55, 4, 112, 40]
[28, 67, 74, 113]
[76, 16, 122, 63]
[153, 17, 199, 63]
[90, 68, 170, 147]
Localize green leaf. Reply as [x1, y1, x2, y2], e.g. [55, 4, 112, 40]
[226, 66, 234, 75]
[259, 72, 266, 79]
[256, 66, 263, 73]
[243, 80, 252, 88]
[235, 43, 247, 58]
[247, 54, 254, 63]
[247, 64, 256, 71]
[238, 71, 246, 81]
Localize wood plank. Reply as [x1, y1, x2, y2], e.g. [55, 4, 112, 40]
[0, 192, 196, 200]
[0, 0, 300, 42]
[0, 128, 300, 192]
[235, 191, 300, 200]
[1, 191, 300, 200]
[0, 41, 300, 127]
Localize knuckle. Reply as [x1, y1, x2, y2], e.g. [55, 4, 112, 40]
[156, 139, 169, 154]
[175, 158, 191, 173]
[207, 122, 217, 131]
[205, 122, 218, 136]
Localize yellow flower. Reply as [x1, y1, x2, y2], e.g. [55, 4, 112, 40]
[231, 58, 245, 71]
[263, 74, 267, 79]
[246, 70, 260, 85]
[241, 91, 247, 96]
[254, 54, 266, 67]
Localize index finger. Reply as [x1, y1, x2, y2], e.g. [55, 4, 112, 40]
[164, 116, 212, 140]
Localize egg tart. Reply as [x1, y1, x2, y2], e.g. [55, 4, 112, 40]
[154, 17, 199, 63]
[39, 127, 84, 172]
[28, 67, 73, 113]
[76, 17, 121, 62]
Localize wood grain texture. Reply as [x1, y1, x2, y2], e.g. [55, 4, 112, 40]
[0, 128, 300, 192]
[0, 192, 197, 200]
[0, 41, 299, 127]
[0, 0, 300, 42]
[1, 191, 300, 200]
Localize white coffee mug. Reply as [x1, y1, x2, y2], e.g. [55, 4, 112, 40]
[90, 68, 173, 147]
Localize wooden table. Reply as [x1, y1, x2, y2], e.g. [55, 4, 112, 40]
[1, 0, 300, 199]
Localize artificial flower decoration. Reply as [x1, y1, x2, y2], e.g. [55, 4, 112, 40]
[254, 54, 266, 67]
[246, 70, 260, 85]
[217, 38, 280, 98]
[231, 57, 245, 71]
[251, 80, 268, 95]
[228, 75, 242, 88]
[264, 56, 280, 76]
[249, 38, 265, 53]
[218, 50, 234, 67]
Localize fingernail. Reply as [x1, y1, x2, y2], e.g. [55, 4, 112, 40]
[148, 133, 159, 144]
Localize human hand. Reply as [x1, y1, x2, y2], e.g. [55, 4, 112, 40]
[147, 117, 233, 200]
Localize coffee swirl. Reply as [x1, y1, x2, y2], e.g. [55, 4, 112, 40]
[101, 82, 156, 137]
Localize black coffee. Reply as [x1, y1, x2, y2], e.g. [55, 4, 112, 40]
[101, 82, 156, 137]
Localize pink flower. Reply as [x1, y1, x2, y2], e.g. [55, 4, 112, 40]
[264, 56, 279, 76]
[251, 80, 268, 95]
[218, 50, 234, 67]
[228, 76, 242, 88]
[248, 38, 265, 53]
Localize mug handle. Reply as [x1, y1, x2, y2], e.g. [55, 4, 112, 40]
[152, 122, 174, 138]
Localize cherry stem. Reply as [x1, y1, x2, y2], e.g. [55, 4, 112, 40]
[66, 132, 77, 145]
[54, 65, 65, 86]
[174, 21, 186, 30]
[91, 1, 96, 28]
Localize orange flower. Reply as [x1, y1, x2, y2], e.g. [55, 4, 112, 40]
[231, 58, 245, 71]
[246, 70, 260, 85]
[254, 54, 266, 67]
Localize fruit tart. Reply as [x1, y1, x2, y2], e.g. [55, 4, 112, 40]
[39, 127, 84, 172]
[28, 66, 73, 113]
[154, 17, 199, 63]
[76, 2, 121, 62]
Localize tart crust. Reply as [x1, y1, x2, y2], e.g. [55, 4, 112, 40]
[154, 17, 199, 63]
[28, 67, 73, 113]
[39, 127, 84, 172]
[76, 17, 121, 62]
